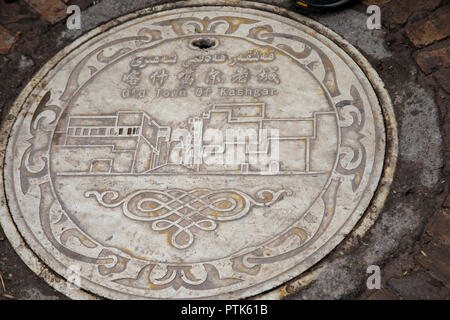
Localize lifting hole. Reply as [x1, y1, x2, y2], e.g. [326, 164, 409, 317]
[191, 38, 217, 50]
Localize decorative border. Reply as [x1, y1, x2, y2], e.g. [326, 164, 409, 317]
[0, 0, 398, 300]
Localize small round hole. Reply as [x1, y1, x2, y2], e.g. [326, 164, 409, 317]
[191, 38, 217, 50]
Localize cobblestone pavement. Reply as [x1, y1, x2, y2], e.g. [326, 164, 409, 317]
[0, 0, 448, 300]
[358, 0, 450, 300]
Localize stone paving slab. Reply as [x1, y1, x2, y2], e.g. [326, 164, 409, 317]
[425, 209, 450, 245]
[415, 243, 450, 286]
[23, 0, 68, 24]
[388, 271, 450, 300]
[0, 0, 39, 24]
[0, 25, 15, 54]
[405, 5, 450, 47]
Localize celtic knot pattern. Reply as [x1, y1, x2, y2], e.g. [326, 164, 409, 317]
[85, 188, 291, 249]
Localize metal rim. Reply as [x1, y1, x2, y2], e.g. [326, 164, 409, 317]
[0, 0, 398, 300]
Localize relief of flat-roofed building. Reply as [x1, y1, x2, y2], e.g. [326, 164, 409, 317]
[53, 103, 336, 175]
[53, 111, 171, 174]
[166, 103, 336, 175]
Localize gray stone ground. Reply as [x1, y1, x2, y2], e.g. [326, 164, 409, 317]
[0, 0, 448, 299]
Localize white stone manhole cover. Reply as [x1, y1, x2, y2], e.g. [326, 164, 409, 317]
[0, 2, 397, 299]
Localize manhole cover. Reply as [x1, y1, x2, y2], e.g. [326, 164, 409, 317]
[0, 2, 396, 299]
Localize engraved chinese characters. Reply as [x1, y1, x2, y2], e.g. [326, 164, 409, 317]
[4, 5, 387, 300]
[120, 46, 281, 99]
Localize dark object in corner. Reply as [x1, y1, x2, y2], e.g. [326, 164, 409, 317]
[295, 0, 355, 11]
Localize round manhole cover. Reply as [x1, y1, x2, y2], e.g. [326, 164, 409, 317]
[0, 2, 396, 299]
